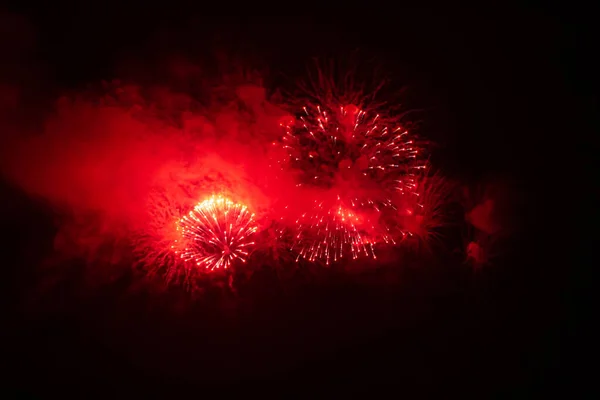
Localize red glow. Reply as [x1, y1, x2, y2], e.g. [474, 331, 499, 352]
[0, 63, 451, 289]
[392, 173, 454, 251]
[0, 80, 290, 284]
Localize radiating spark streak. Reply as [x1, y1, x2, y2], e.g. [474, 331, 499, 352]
[288, 199, 394, 265]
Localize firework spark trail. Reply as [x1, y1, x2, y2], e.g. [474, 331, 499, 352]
[286, 195, 397, 265]
[292, 200, 373, 265]
[175, 195, 257, 271]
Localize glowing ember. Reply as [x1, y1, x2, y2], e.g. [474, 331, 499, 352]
[174, 195, 257, 271]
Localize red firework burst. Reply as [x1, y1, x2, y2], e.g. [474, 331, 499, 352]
[289, 196, 396, 265]
[277, 104, 426, 197]
[273, 101, 428, 264]
[174, 195, 258, 271]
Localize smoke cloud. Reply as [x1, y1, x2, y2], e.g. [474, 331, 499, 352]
[0, 56, 300, 272]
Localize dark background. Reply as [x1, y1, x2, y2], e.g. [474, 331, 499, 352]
[1, 4, 591, 396]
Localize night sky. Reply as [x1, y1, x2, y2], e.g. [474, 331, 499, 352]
[1, 4, 590, 396]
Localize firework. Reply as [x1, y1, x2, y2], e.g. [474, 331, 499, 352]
[174, 195, 258, 271]
[276, 103, 426, 208]
[284, 195, 396, 265]
[391, 173, 456, 252]
[272, 101, 427, 264]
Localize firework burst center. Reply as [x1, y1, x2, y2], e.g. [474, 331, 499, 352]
[175, 195, 257, 271]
